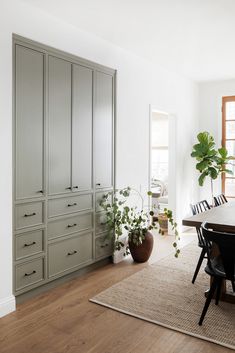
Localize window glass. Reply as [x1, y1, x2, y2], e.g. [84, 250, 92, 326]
[225, 178, 235, 197]
[226, 102, 235, 120]
[225, 121, 235, 139]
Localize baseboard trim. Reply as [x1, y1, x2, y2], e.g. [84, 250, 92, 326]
[0, 295, 16, 318]
[16, 257, 112, 304]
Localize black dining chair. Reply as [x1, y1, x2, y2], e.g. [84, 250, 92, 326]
[199, 222, 235, 325]
[214, 193, 228, 207]
[190, 200, 211, 284]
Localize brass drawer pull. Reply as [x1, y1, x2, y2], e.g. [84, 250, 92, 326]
[67, 250, 77, 256]
[96, 183, 101, 186]
[24, 270, 36, 277]
[67, 203, 77, 207]
[65, 186, 72, 190]
[37, 190, 43, 193]
[73, 186, 79, 189]
[67, 223, 77, 228]
[24, 241, 36, 247]
[24, 212, 36, 217]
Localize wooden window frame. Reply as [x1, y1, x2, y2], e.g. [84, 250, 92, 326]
[222, 96, 235, 198]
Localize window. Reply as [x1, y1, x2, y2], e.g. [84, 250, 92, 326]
[222, 96, 235, 198]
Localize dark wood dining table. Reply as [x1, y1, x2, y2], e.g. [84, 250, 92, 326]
[182, 202, 235, 304]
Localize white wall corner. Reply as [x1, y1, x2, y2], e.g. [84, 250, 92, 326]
[0, 295, 16, 318]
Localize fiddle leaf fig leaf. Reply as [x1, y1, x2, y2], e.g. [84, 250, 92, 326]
[196, 160, 209, 171]
[198, 171, 207, 186]
[218, 147, 227, 158]
[224, 168, 233, 175]
[208, 167, 218, 179]
[191, 131, 234, 189]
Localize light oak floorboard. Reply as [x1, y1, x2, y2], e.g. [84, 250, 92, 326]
[0, 231, 231, 353]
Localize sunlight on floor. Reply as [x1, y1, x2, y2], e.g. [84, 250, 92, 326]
[149, 228, 196, 264]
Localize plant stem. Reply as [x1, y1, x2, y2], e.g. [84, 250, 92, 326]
[210, 177, 214, 207]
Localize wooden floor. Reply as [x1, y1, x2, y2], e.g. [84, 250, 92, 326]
[0, 232, 231, 353]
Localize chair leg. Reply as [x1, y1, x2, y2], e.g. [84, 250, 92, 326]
[215, 278, 222, 305]
[199, 277, 218, 326]
[192, 248, 206, 284]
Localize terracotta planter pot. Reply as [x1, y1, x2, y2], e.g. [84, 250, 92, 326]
[129, 231, 154, 263]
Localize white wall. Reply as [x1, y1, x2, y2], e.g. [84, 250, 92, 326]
[198, 79, 235, 202]
[0, 0, 199, 316]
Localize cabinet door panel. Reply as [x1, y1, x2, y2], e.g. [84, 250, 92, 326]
[72, 65, 93, 191]
[48, 56, 71, 195]
[94, 72, 113, 189]
[15, 45, 44, 200]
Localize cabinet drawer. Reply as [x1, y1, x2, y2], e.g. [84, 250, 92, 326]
[48, 213, 93, 240]
[96, 192, 112, 212]
[15, 257, 44, 291]
[15, 202, 43, 230]
[48, 194, 93, 217]
[48, 232, 93, 277]
[15, 230, 44, 260]
[95, 213, 109, 234]
[95, 234, 113, 259]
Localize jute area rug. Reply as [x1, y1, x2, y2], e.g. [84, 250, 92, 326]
[90, 243, 235, 350]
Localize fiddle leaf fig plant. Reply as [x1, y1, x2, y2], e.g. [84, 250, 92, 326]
[99, 187, 180, 258]
[191, 131, 233, 202]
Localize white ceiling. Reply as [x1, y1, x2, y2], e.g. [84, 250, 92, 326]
[22, 0, 235, 82]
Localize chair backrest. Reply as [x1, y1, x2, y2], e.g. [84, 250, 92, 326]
[190, 200, 211, 245]
[214, 194, 228, 207]
[201, 222, 235, 282]
[190, 199, 210, 216]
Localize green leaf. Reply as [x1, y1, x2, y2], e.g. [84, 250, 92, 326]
[208, 167, 218, 179]
[218, 147, 227, 158]
[198, 171, 207, 186]
[196, 160, 209, 171]
[224, 169, 233, 175]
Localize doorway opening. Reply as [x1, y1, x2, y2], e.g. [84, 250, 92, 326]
[149, 107, 176, 226]
[150, 111, 169, 214]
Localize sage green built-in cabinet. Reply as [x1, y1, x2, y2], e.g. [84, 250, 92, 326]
[15, 45, 44, 200]
[48, 56, 72, 195]
[48, 58, 93, 195]
[13, 35, 115, 295]
[94, 72, 114, 189]
[72, 64, 93, 192]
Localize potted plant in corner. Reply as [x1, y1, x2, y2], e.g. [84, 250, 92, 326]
[191, 131, 233, 205]
[99, 187, 180, 263]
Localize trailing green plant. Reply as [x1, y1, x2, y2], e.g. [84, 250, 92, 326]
[99, 187, 180, 258]
[191, 131, 233, 202]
